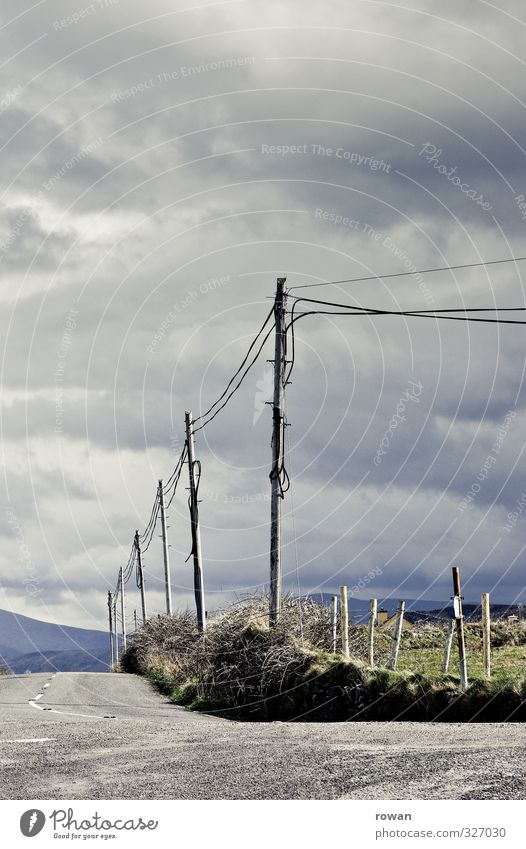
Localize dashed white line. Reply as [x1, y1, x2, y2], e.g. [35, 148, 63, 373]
[1, 738, 55, 743]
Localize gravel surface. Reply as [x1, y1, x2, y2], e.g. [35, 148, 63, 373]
[0, 672, 525, 799]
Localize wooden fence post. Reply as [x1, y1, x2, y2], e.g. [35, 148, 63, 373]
[367, 598, 377, 667]
[441, 619, 455, 673]
[330, 594, 338, 653]
[339, 586, 349, 659]
[387, 600, 405, 670]
[482, 592, 491, 679]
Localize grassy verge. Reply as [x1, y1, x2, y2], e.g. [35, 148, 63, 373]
[120, 599, 526, 722]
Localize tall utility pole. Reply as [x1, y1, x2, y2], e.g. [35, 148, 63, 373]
[158, 479, 172, 616]
[135, 530, 147, 624]
[269, 277, 288, 626]
[452, 566, 468, 690]
[119, 567, 127, 654]
[185, 411, 206, 633]
[113, 597, 118, 662]
[107, 591, 114, 669]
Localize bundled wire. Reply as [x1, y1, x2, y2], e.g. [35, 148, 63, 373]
[163, 442, 187, 490]
[122, 539, 137, 585]
[163, 442, 188, 508]
[185, 458, 202, 563]
[269, 410, 291, 498]
[191, 307, 276, 435]
[138, 489, 160, 550]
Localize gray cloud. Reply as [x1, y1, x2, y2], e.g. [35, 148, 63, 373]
[1, 0, 526, 630]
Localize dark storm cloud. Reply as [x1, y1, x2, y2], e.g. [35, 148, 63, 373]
[2, 0, 526, 628]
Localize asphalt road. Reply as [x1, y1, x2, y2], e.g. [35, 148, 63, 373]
[0, 672, 525, 799]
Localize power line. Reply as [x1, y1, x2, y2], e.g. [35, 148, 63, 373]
[288, 296, 526, 329]
[192, 320, 276, 434]
[122, 539, 137, 584]
[193, 305, 275, 425]
[288, 255, 526, 291]
[164, 442, 188, 491]
[139, 492, 160, 546]
[166, 443, 188, 509]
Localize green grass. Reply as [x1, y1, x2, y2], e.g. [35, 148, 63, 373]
[398, 644, 526, 682]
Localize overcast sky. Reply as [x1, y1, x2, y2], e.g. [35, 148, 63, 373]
[2, 0, 526, 630]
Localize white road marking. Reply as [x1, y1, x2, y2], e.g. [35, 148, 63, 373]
[27, 699, 107, 720]
[1, 738, 55, 743]
[34, 693, 43, 701]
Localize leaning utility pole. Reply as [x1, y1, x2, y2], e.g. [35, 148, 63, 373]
[452, 566, 468, 691]
[269, 277, 288, 626]
[119, 567, 127, 654]
[135, 530, 147, 624]
[158, 479, 172, 616]
[185, 411, 206, 633]
[107, 591, 114, 669]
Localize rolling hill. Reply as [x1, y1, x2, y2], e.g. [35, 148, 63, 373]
[0, 608, 114, 673]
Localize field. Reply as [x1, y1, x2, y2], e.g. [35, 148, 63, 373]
[351, 622, 526, 683]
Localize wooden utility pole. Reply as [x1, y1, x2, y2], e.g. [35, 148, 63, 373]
[158, 479, 172, 616]
[119, 567, 127, 654]
[269, 277, 288, 627]
[452, 566, 468, 690]
[339, 586, 349, 659]
[441, 619, 455, 673]
[135, 531, 147, 624]
[482, 592, 491, 679]
[113, 597, 118, 663]
[107, 591, 114, 669]
[387, 600, 405, 670]
[331, 594, 338, 653]
[185, 411, 206, 633]
[367, 598, 378, 667]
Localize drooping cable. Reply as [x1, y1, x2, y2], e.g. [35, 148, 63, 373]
[193, 305, 275, 425]
[192, 320, 276, 434]
[163, 443, 188, 503]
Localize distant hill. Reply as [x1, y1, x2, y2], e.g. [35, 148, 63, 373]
[310, 595, 523, 623]
[0, 608, 115, 672]
[405, 604, 525, 624]
[311, 594, 450, 622]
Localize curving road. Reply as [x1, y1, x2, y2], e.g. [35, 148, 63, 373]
[0, 672, 525, 799]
